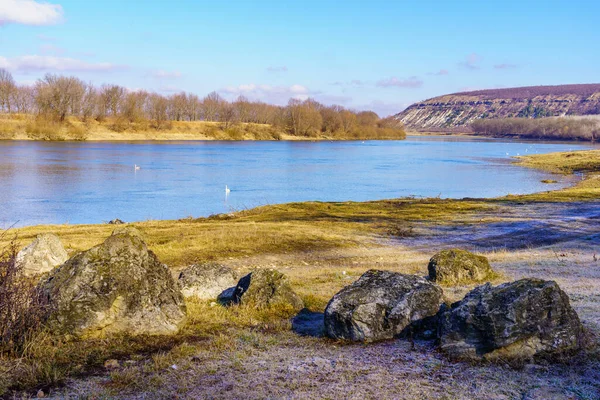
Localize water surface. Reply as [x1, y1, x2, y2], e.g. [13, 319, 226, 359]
[0, 136, 595, 226]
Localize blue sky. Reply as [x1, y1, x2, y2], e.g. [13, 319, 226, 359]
[1, 0, 599, 116]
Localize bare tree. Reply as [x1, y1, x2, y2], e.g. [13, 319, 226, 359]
[320, 106, 343, 133]
[202, 91, 223, 121]
[0, 69, 16, 113]
[233, 95, 252, 123]
[147, 93, 169, 128]
[11, 85, 35, 114]
[169, 92, 188, 121]
[121, 90, 148, 122]
[99, 84, 125, 118]
[186, 94, 202, 121]
[219, 101, 237, 129]
[80, 83, 98, 121]
[287, 98, 323, 136]
[339, 110, 357, 133]
[34, 74, 86, 121]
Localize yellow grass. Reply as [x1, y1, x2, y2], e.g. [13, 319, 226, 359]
[0, 114, 406, 141]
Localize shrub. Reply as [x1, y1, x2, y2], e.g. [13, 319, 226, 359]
[471, 117, 600, 141]
[0, 240, 50, 354]
[25, 117, 63, 140]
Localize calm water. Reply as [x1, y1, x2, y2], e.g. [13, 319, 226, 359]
[0, 136, 595, 227]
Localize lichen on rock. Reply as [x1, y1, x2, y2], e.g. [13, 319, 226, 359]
[178, 262, 237, 300]
[226, 268, 304, 311]
[428, 248, 497, 285]
[324, 270, 444, 342]
[437, 278, 586, 362]
[16, 233, 68, 276]
[41, 228, 187, 337]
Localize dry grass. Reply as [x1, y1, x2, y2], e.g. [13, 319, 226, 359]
[516, 149, 600, 174]
[506, 150, 600, 202]
[0, 114, 404, 141]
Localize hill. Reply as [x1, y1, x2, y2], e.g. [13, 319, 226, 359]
[394, 84, 600, 132]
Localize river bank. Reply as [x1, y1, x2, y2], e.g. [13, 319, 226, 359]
[1, 149, 599, 398]
[0, 114, 406, 142]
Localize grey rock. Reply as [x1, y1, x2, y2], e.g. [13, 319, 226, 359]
[228, 269, 304, 311]
[178, 262, 237, 300]
[324, 270, 444, 342]
[217, 287, 236, 305]
[42, 228, 186, 337]
[428, 248, 496, 286]
[292, 309, 325, 337]
[16, 233, 68, 276]
[438, 278, 585, 362]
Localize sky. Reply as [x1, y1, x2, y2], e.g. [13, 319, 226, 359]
[1, 0, 599, 117]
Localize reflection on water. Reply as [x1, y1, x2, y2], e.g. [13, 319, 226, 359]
[0, 136, 595, 227]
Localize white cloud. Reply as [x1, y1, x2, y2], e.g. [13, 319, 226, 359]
[356, 100, 410, 117]
[151, 69, 182, 79]
[266, 66, 288, 73]
[428, 69, 449, 76]
[494, 63, 517, 70]
[0, 55, 125, 72]
[39, 43, 65, 55]
[159, 85, 181, 93]
[459, 53, 482, 70]
[0, 0, 63, 26]
[376, 76, 423, 89]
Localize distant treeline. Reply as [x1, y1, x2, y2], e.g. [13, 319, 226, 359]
[0, 69, 404, 139]
[471, 117, 600, 142]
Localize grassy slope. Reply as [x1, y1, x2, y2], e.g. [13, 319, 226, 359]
[1, 149, 599, 396]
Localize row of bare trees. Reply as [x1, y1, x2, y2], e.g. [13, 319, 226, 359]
[0, 69, 403, 137]
[471, 117, 599, 142]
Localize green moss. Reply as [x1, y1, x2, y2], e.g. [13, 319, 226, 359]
[428, 248, 499, 286]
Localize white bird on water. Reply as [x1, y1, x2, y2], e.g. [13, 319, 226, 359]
[225, 185, 231, 194]
[134, 164, 140, 171]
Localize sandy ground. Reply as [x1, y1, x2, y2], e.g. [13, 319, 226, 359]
[42, 201, 600, 400]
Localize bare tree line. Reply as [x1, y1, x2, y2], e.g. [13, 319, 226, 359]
[471, 117, 599, 142]
[0, 69, 403, 138]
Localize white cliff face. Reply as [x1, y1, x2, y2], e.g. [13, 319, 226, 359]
[393, 84, 600, 131]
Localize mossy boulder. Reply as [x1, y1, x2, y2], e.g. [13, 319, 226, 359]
[437, 279, 585, 362]
[324, 270, 444, 342]
[428, 248, 496, 285]
[178, 262, 237, 300]
[42, 228, 187, 337]
[16, 233, 68, 276]
[227, 269, 304, 311]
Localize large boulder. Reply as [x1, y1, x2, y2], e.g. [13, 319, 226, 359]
[16, 233, 68, 276]
[437, 279, 585, 361]
[178, 262, 237, 300]
[324, 270, 444, 342]
[228, 269, 304, 311]
[42, 228, 187, 337]
[428, 248, 496, 285]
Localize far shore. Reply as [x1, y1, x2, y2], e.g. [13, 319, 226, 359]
[0, 114, 406, 142]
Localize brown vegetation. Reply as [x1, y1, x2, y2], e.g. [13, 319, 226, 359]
[0, 69, 405, 141]
[0, 239, 50, 354]
[471, 117, 600, 141]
